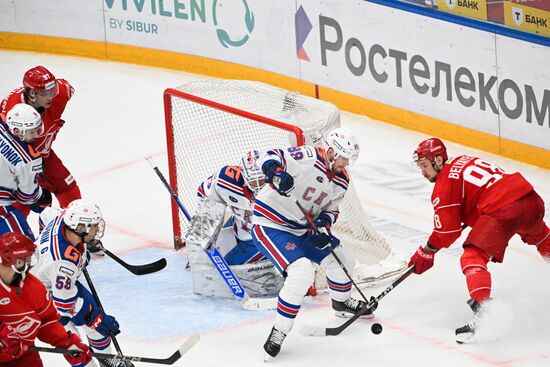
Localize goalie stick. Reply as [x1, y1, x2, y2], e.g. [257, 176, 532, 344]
[104, 249, 167, 275]
[145, 155, 277, 311]
[300, 266, 415, 336]
[28, 333, 200, 365]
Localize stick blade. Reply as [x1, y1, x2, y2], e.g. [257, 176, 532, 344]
[133, 258, 167, 275]
[299, 325, 327, 337]
[179, 333, 200, 356]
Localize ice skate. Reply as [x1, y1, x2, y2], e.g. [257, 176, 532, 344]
[263, 327, 287, 361]
[332, 297, 375, 319]
[456, 298, 483, 344]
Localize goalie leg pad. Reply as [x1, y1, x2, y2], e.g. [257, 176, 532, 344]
[275, 258, 316, 334]
[461, 246, 491, 303]
[323, 246, 356, 302]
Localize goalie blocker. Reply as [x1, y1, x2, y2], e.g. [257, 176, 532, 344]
[183, 197, 283, 299]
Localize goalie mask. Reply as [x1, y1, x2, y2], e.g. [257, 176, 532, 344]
[324, 127, 360, 167]
[64, 199, 105, 242]
[6, 103, 44, 142]
[240, 149, 266, 194]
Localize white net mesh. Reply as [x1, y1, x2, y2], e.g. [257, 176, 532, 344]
[166, 80, 406, 286]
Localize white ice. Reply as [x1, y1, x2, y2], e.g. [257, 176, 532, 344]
[0, 50, 549, 367]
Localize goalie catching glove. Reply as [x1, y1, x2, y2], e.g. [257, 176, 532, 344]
[183, 197, 226, 251]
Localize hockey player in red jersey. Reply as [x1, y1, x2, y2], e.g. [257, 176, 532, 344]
[1, 66, 81, 215]
[408, 137, 550, 343]
[0, 232, 92, 367]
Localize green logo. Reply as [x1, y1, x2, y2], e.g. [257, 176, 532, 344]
[212, 0, 255, 48]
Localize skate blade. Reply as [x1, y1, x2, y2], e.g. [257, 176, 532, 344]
[264, 353, 272, 363]
[456, 331, 475, 344]
[334, 311, 375, 319]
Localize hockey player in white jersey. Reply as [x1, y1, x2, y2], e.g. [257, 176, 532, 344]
[0, 103, 52, 239]
[32, 200, 134, 367]
[252, 127, 377, 359]
[186, 150, 284, 298]
[196, 149, 266, 265]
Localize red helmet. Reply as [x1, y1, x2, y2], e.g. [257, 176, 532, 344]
[0, 233, 36, 267]
[23, 66, 58, 93]
[413, 138, 448, 162]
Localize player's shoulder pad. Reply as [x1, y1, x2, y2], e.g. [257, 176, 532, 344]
[217, 165, 245, 186]
[57, 79, 75, 100]
[332, 168, 350, 190]
[24, 273, 48, 293]
[216, 165, 245, 197]
[54, 239, 83, 267]
[0, 124, 40, 164]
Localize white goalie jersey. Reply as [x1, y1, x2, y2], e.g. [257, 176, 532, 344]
[197, 165, 255, 241]
[253, 145, 349, 234]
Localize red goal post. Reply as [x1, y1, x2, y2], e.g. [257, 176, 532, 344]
[164, 87, 305, 249]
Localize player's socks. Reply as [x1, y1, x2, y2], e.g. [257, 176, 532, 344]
[332, 298, 374, 319]
[263, 327, 287, 360]
[455, 298, 483, 344]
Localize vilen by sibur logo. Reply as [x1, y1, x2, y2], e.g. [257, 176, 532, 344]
[295, 5, 312, 61]
[104, 0, 254, 48]
[212, 0, 255, 48]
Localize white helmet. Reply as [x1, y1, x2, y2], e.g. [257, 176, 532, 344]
[239, 149, 266, 194]
[64, 199, 104, 237]
[324, 127, 360, 163]
[6, 103, 43, 142]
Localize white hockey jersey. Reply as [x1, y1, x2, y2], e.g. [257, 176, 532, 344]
[197, 165, 255, 241]
[31, 208, 90, 319]
[0, 119, 43, 206]
[252, 146, 349, 235]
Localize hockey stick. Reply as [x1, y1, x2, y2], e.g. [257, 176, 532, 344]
[104, 249, 167, 275]
[28, 333, 200, 365]
[145, 155, 277, 311]
[300, 265, 415, 336]
[294, 200, 371, 304]
[82, 268, 124, 356]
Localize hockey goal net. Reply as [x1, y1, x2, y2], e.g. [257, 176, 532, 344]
[164, 80, 406, 287]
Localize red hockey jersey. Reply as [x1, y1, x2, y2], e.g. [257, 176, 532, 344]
[427, 155, 533, 249]
[0, 273, 68, 362]
[1, 79, 74, 157]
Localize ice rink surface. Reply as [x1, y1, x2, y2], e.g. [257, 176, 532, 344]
[0, 50, 549, 367]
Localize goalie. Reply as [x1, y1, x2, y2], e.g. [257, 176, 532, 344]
[184, 150, 284, 299]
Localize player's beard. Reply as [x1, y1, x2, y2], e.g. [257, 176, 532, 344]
[9, 268, 29, 286]
[9, 272, 23, 286]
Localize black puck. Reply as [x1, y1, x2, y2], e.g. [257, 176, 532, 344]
[371, 323, 383, 335]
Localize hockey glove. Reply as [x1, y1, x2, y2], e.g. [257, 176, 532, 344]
[0, 323, 22, 359]
[86, 308, 120, 337]
[87, 239, 105, 256]
[29, 188, 52, 213]
[264, 162, 294, 196]
[313, 213, 333, 231]
[408, 245, 436, 274]
[58, 332, 92, 366]
[311, 227, 340, 250]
